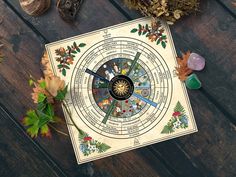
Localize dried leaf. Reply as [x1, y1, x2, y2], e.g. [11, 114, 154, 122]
[41, 52, 54, 77]
[175, 51, 193, 81]
[45, 76, 65, 97]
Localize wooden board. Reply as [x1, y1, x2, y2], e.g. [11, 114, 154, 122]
[0, 0, 235, 176]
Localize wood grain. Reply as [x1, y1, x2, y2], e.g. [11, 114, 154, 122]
[0, 0, 235, 177]
[0, 104, 64, 177]
[0, 1, 175, 177]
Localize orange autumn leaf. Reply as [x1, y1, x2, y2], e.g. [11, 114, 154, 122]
[175, 51, 193, 81]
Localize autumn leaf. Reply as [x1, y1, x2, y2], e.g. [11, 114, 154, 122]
[175, 51, 193, 81]
[45, 76, 65, 97]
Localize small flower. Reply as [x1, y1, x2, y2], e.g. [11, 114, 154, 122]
[148, 34, 157, 42]
[84, 136, 92, 141]
[59, 47, 66, 54]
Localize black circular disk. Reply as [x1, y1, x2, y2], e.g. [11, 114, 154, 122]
[108, 75, 134, 100]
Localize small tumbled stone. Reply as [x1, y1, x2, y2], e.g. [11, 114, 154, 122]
[187, 53, 205, 71]
[185, 74, 201, 89]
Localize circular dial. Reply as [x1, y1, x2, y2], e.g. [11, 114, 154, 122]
[70, 37, 173, 139]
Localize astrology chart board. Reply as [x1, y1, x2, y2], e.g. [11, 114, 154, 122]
[46, 18, 198, 164]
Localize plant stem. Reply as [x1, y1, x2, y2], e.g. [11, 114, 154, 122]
[30, 74, 85, 136]
[48, 124, 69, 137]
[61, 101, 85, 135]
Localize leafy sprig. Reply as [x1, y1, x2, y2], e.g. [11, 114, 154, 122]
[23, 76, 68, 138]
[130, 21, 167, 49]
[55, 42, 86, 76]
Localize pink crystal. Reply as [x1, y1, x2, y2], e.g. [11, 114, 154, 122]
[187, 53, 205, 71]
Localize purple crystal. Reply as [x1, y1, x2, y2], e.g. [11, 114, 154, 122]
[187, 53, 205, 71]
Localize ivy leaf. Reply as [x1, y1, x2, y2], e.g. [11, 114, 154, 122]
[39, 81, 46, 89]
[145, 24, 149, 30]
[161, 125, 174, 134]
[55, 85, 68, 101]
[79, 43, 86, 47]
[161, 41, 166, 49]
[62, 68, 66, 76]
[130, 28, 138, 33]
[71, 50, 77, 54]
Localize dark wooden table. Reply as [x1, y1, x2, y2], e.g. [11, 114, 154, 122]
[0, 0, 236, 177]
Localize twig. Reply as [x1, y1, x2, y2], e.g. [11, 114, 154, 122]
[48, 124, 69, 137]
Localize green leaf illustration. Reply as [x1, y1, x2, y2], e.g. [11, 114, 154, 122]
[161, 125, 174, 134]
[79, 43, 86, 47]
[161, 41, 166, 49]
[130, 28, 138, 33]
[97, 143, 111, 153]
[62, 68, 66, 76]
[174, 101, 185, 114]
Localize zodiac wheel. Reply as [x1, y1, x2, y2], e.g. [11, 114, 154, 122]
[70, 37, 173, 139]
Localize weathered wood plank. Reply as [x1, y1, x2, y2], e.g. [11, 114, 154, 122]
[112, 0, 236, 124]
[107, 0, 236, 177]
[0, 104, 63, 177]
[0, 1, 176, 177]
[216, 0, 236, 17]
[3, 0, 128, 42]
[3, 0, 236, 177]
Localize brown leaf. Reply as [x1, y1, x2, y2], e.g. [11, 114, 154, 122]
[175, 51, 192, 81]
[41, 51, 54, 77]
